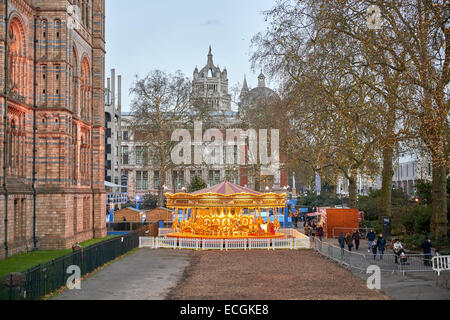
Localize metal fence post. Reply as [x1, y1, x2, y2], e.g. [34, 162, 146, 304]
[8, 274, 12, 300]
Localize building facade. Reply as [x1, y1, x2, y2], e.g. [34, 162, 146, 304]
[392, 156, 433, 197]
[0, 0, 107, 259]
[120, 48, 288, 200]
[104, 68, 121, 185]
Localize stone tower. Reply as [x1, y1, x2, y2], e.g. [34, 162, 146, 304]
[0, 0, 107, 258]
[192, 47, 232, 111]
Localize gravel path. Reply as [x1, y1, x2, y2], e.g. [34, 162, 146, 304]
[168, 250, 390, 300]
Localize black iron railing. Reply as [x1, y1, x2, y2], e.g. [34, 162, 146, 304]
[0, 231, 139, 300]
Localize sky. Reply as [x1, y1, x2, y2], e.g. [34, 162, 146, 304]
[105, 0, 276, 112]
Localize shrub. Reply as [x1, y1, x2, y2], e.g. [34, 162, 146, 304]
[187, 175, 207, 193]
[398, 205, 431, 236]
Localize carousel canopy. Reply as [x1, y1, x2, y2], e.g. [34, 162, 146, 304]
[165, 181, 286, 209]
[191, 181, 262, 195]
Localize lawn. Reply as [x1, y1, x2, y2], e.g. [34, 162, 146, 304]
[0, 236, 117, 278]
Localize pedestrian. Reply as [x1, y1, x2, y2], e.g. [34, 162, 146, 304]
[338, 232, 345, 256]
[352, 230, 360, 251]
[371, 240, 378, 260]
[422, 237, 433, 267]
[366, 229, 376, 253]
[376, 234, 386, 260]
[293, 209, 299, 228]
[393, 239, 404, 264]
[311, 221, 317, 238]
[304, 224, 311, 237]
[345, 233, 354, 252]
[317, 225, 324, 242]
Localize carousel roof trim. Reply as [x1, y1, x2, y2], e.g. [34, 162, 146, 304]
[192, 181, 262, 195]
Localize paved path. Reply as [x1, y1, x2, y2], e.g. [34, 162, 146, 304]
[53, 249, 191, 300]
[306, 235, 450, 300]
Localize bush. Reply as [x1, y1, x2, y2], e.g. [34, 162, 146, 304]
[141, 194, 158, 210]
[403, 233, 429, 250]
[358, 189, 410, 220]
[297, 191, 342, 207]
[360, 220, 381, 234]
[398, 205, 431, 235]
[187, 175, 207, 193]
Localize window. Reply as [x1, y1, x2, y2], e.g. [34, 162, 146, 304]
[208, 170, 220, 186]
[173, 170, 184, 190]
[121, 146, 129, 165]
[136, 171, 148, 190]
[123, 131, 129, 141]
[153, 171, 160, 189]
[225, 169, 238, 184]
[135, 146, 143, 165]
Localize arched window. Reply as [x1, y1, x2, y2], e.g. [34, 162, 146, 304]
[80, 57, 91, 121]
[71, 48, 78, 113]
[41, 19, 48, 58]
[8, 18, 26, 98]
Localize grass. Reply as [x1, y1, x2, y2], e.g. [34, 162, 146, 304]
[0, 236, 117, 278]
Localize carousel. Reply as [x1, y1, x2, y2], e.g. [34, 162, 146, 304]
[165, 181, 287, 239]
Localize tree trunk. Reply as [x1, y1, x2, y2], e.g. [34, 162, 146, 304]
[348, 168, 358, 208]
[157, 168, 166, 207]
[431, 159, 448, 242]
[254, 165, 261, 192]
[379, 145, 394, 221]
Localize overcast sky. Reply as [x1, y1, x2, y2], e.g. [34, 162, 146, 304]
[105, 0, 276, 112]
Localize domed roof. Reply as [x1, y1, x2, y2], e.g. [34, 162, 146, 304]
[241, 86, 280, 109]
[239, 72, 280, 110]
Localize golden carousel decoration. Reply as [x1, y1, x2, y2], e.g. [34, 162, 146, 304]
[165, 181, 287, 239]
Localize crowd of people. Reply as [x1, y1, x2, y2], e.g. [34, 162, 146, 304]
[293, 208, 438, 267]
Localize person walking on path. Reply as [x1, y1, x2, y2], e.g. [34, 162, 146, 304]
[345, 233, 354, 252]
[304, 224, 310, 237]
[317, 225, 324, 241]
[393, 239, 404, 264]
[376, 234, 386, 260]
[366, 229, 376, 253]
[371, 240, 378, 260]
[422, 237, 433, 266]
[352, 231, 360, 251]
[338, 233, 346, 257]
[311, 221, 317, 238]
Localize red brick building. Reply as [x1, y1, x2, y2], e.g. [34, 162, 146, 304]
[0, 0, 106, 259]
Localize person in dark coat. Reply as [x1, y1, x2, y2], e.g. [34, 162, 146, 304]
[345, 233, 354, 251]
[371, 240, 378, 260]
[352, 231, 360, 251]
[317, 226, 324, 241]
[376, 234, 386, 260]
[422, 237, 433, 266]
[366, 229, 376, 253]
[338, 233, 345, 256]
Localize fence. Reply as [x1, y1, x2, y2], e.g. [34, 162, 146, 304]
[140, 236, 311, 250]
[0, 232, 140, 300]
[107, 222, 147, 232]
[312, 238, 437, 275]
[432, 255, 450, 276]
[158, 228, 172, 237]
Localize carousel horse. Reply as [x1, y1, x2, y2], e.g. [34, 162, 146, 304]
[273, 218, 281, 231]
[172, 218, 180, 231]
